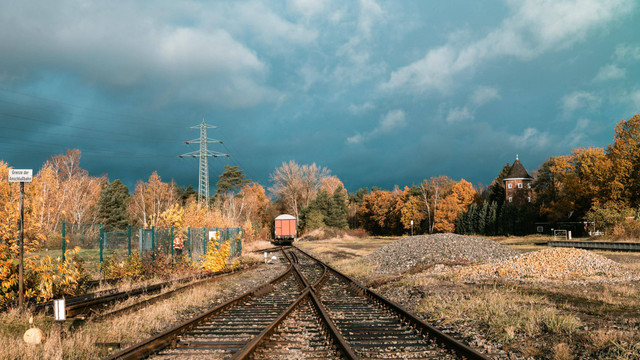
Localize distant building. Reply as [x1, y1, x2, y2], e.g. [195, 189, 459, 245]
[503, 155, 534, 205]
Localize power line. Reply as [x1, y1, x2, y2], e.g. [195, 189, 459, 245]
[178, 119, 228, 207]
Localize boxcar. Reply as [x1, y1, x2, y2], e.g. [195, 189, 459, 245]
[274, 214, 297, 245]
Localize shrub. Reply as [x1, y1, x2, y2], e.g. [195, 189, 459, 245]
[25, 247, 88, 302]
[201, 239, 230, 272]
[101, 252, 145, 279]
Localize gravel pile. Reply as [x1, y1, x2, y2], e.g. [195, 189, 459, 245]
[455, 247, 636, 281]
[365, 234, 518, 274]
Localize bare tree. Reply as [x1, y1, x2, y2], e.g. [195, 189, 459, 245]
[269, 161, 330, 219]
[420, 176, 455, 234]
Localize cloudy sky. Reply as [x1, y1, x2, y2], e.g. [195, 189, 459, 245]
[0, 0, 639, 192]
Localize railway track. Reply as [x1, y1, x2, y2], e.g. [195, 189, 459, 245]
[105, 247, 489, 360]
[35, 266, 257, 319]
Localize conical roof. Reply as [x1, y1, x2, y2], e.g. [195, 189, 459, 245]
[504, 158, 533, 180]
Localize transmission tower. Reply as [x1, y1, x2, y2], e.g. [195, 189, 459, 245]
[179, 119, 228, 207]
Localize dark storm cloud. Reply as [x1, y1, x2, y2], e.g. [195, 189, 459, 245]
[1, 0, 639, 193]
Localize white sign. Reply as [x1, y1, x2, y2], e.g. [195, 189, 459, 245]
[209, 230, 220, 241]
[8, 169, 32, 183]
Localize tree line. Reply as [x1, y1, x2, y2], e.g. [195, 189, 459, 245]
[1, 114, 639, 251]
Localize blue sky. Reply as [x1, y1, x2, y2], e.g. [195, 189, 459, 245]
[0, 0, 639, 193]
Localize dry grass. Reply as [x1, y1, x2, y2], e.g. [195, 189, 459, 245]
[0, 265, 268, 360]
[417, 285, 582, 343]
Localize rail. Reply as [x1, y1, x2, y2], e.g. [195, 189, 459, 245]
[548, 240, 640, 252]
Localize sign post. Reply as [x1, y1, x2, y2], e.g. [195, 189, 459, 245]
[8, 169, 32, 311]
[410, 220, 414, 236]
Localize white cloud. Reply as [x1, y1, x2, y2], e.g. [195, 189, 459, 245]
[346, 132, 365, 144]
[346, 109, 406, 144]
[381, 0, 634, 94]
[377, 109, 406, 133]
[594, 63, 626, 81]
[287, 0, 328, 18]
[443, 86, 500, 124]
[446, 107, 473, 123]
[565, 118, 592, 146]
[236, 2, 318, 46]
[614, 43, 640, 62]
[509, 127, 550, 148]
[348, 101, 375, 115]
[561, 91, 601, 114]
[471, 86, 500, 106]
[333, 0, 386, 85]
[358, 0, 384, 39]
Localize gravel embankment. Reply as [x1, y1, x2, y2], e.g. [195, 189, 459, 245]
[365, 234, 518, 274]
[455, 247, 638, 281]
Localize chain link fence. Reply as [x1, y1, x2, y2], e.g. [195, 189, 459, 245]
[54, 222, 243, 267]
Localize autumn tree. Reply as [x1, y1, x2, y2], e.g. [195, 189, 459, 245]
[320, 176, 346, 195]
[269, 161, 330, 220]
[401, 195, 426, 233]
[129, 172, 178, 227]
[0, 161, 44, 253]
[433, 179, 476, 233]
[359, 189, 404, 235]
[607, 114, 640, 207]
[420, 176, 455, 233]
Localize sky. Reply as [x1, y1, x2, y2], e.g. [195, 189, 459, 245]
[0, 0, 639, 193]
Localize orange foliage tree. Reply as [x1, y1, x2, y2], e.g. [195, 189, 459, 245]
[129, 171, 178, 227]
[433, 179, 476, 233]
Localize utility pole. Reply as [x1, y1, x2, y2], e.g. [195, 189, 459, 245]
[179, 119, 228, 207]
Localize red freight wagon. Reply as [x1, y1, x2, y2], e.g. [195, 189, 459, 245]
[274, 214, 297, 245]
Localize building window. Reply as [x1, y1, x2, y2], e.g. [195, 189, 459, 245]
[508, 183, 512, 189]
[528, 197, 531, 203]
[509, 197, 512, 203]
[518, 183, 523, 189]
[527, 183, 531, 189]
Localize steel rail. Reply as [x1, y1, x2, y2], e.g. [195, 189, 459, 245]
[548, 240, 640, 252]
[95, 264, 260, 321]
[36, 272, 212, 316]
[233, 248, 358, 360]
[103, 263, 294, 360]
[295, 246, 491, 360]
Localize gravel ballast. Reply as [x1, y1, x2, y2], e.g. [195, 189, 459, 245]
[455, 247, 638, 281]
[365, 234, 518, 274]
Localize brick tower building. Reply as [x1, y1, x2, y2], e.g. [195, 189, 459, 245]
[503, 155, 534, 205]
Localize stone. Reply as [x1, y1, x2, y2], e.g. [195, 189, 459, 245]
[23, 327, 43, 345]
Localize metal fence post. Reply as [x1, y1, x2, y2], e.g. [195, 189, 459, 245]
[99, 223, 104, 263]
[187, 227, 191, 260]
[170, 227, 174, 259]
[61, 221, 66, 261]
[128, 224, 132, 257]
[202, 227, 207, 255]
[152, 226, 156, 261]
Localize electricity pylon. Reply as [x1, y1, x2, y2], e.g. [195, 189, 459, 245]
[179, 119, 228, 207]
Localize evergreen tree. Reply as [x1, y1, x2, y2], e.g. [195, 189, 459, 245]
[466, 203, 478, 234]
[299, 189, 332, 231]
[455, 212, 465, 234]
[477, 201, 489, 235]
[177, 184, 197, 205]
[486, 201, 498, 236]
[326, 187, 348, 229]
[489, 164, 511, 205]
[215, 165, 250, 197]
[97, 179, 130, 231]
